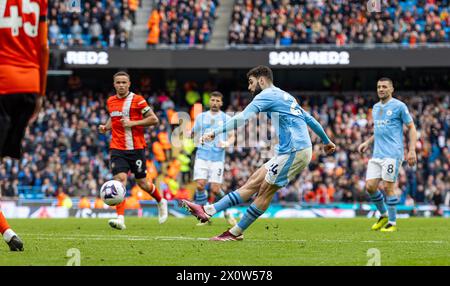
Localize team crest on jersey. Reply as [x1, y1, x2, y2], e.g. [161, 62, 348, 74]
[386, 110, 393, 116]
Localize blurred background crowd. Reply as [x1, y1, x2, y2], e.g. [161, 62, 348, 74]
[228, 0, 450, 46]
[46, 0, 450, 49]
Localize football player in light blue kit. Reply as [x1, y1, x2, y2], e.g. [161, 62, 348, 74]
[358, 78, 417, 232]
[191, 91, 236, 226]
[183, 66, 336, 240]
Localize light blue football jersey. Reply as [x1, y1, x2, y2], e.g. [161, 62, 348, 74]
[372, 98, 413, 160]
[192, 110, 231, 162]
[213, 85, 330, 155]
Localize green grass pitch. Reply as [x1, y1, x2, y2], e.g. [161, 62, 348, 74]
[0, 218, 449, 266]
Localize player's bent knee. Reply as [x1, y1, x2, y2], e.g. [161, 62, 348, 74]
[365, 181, 378, 193]
[136, 179, 149, 190]
[196, 181, 206, 191]
[114, 173, 127, 185]
[210, 184, 220, 194]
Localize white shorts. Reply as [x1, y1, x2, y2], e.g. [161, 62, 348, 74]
[264, 147, 312, 187]
[193, 158, 224, 184]
[366, 158, 402, 182]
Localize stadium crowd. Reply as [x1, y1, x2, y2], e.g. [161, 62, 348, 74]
[48, 0, 139, 49]
[0, 78, 448, 210]
[228, 0, 450, 46]
[146, 0, 220, 47]
[46, 0, 450, 49]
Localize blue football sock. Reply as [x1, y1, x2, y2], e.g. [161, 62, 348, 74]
[194, 189, 208, 206]
[369, 190, 387, 216]
[212, 190, 243, 213]
[386, 195, 399, 224]
[217, 189, 225, 197]
[213, 189, 226, 203]
[237, 203, 265, 231]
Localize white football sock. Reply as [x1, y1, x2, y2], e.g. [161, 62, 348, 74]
[203, 204, 216, 216]
[3, 229, 16, 243]
[229, 225, 243, 237]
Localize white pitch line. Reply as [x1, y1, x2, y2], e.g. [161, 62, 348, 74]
[19, 234, 447, 244]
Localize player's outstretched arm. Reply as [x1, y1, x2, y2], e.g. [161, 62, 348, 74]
[406, 122, 417, 166]
[302, 110, 335, 155]
[302, 109, 331, 144]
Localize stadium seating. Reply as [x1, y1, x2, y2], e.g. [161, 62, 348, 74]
[48, 0, 449, 48]
[228, 0, 450, 46]
[48, 0, 136, 48]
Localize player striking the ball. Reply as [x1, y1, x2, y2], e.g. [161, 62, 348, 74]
[358, 78, 417, 232]
[183, 66, 336, 240]
[99, 72, 168, 230]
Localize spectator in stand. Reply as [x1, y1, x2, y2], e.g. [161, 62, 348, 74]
[147, 9, 161, 48]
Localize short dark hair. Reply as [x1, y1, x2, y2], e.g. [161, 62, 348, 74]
[247, 65, 273, 82]
[378, 77, 393, 87]
[210, 91, 223, 99]
[113, 71, 130, 80]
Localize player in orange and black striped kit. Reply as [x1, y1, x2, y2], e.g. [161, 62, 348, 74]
[99, 72, 168, 230]
[0, 0, 49, 251]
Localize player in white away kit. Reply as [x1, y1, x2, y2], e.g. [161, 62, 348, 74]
[183, 66, 336, 240]
[358, 78, 417, 232]
[191, 92, 236, 226]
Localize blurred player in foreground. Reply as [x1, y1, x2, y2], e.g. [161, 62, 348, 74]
[183, 66, 336, 240]
[358, 78, 417, 232]
[99, 72, 168, 230]
[191, 91, 236, 226]
[0, 0, 49, 251]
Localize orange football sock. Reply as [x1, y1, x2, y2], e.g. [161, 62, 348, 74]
[116, 200, 126, 216]
[149, 183, 162, 202]
[0, 211, 11, 234]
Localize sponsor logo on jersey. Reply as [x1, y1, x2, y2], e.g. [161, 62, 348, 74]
[374, 119, 390, 127]
[110, 111, 130, 117]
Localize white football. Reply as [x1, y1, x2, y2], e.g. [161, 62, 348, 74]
[100, 180, 126, 206]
